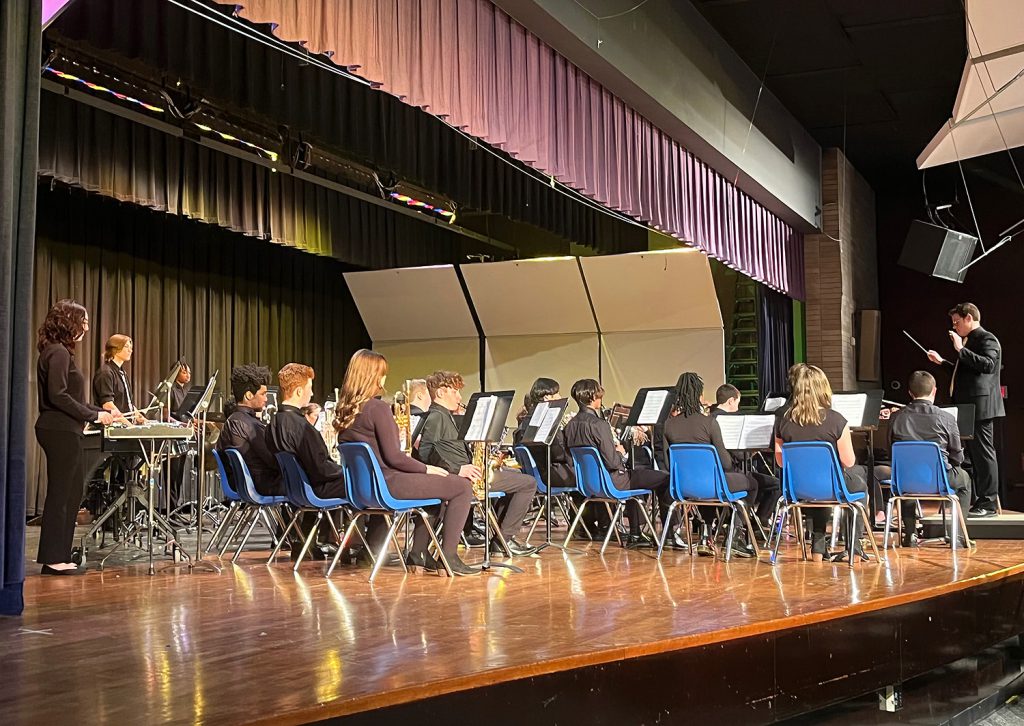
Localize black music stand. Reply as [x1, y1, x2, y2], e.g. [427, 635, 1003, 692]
[459, 390, 520, 574]
[833, 389, 884, 531]
[148, 361, 183, 422]
[622, 387, 674, 539]
[519, 397, 579, 554]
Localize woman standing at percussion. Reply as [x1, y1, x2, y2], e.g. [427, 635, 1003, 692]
[36, 300, 115, 574]
[334, 349, 478, 576]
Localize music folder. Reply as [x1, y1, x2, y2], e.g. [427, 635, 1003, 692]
[832, 390, 884, 429]
[623, 387, 674, 427]
[522, 397, 571, 446]
[715, 414, 776, 451]
[459, 390, 516, 443]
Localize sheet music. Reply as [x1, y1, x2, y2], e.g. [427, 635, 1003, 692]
[940, 406, 959, 422]
[716, 415, 745, 450]
[410, 414, 422, 432]
[738, 415, 775, 450]
[465, 395, 497, 441]
[764, 396, 787, 413]
[534, 406, 562, 444]
[831, 393, 868, 428]
[637, 390, 669, 425]
[528, 402, 548, 427]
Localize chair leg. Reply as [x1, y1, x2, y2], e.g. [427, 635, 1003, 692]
[830, 506, 841, 550]
[232, 507, 264, 562]
[524, 497, 543, 545]
[418, 509, 453, 577]
[219, 505, 253, 557]
[603, 501, 622, 546]
[883, 497, 896, 550]
[601, 503, 624, 554]
[682, 504, 694, 554]
[657, 501, 680, 560]
[856, 503, 881, 563]
[563, 500, 590, 546]
[723, 506, 738, 562]
[268, 508, 302, 564]
[292, 511, 323, 572]
[635, 499, 657, 541]
[954, 497, 973, 549]
[793, 506, 807, 561]
[770, 506, 789, 565]
[368, 514, 402, 583]
[737, 501, 761, 558]
[484, 502, 513, 556]
[388, 514, 409, 573]
[207, 500, 238, 553]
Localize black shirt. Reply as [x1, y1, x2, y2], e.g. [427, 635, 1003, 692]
[662, 413, 734, 472]
[416, 402, 472, 473]
[888, 399, 963, 470]
[218, 406, 282, 495]
[93, 360, 134, 413]
[37, 343, 103, 432]
[563, 407, 624, 473]
[266, 404, 343, 492]
[773, 408, 848, 458]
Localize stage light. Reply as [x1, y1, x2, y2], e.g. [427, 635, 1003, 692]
[44, 66, 165, 113]
[192, 122, 278, 162]
[388, 191, 457, 223]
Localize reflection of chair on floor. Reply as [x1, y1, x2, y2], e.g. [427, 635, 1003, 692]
[658, 444, 760, 562]
[514, 445, 579, 544]
[883, 441, 972, 550]
[565, 446, 656, 553]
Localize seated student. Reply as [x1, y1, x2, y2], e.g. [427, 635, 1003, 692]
[217, 364, 281, 495]
[709, 383, 782, 524]
[513, 377, 575, 489]
[408, 379, 431, 416]
[417, 370, 538, 557]
[563, 378, 670, 541]
[662, 373, 757, 558]
[773, 364, 869, 562]
[334, 350, 477, 575]
[876, 371, 972, 546]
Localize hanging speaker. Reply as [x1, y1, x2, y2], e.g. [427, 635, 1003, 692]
[898, 220, 978, 283]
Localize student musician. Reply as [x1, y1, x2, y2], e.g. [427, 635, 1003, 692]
[877, 371, 972, 546]
[217, 364, 281, 496]
[35, 300, 117, 574]
[170, 362, 192, 417]
[662, 373, 757, 558]
[563, 378, 670, 541]
[334, 350, 478, 575]
[513, 377, 575, 489]
[417, 370, 538, 557]
[92, 334, 145, 424]
[773, 364, 869, 562]
[408, 379, 431, 416]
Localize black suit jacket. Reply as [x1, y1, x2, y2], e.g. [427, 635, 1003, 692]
[948, 327, 1004, 420]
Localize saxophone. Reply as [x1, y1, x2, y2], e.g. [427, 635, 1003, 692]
[320, 389, 340, 463]
[392, 381, 412, 454]
[469, 426, 512, 500]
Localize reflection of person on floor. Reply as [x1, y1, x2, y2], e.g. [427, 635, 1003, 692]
[875, 371, 972, 546]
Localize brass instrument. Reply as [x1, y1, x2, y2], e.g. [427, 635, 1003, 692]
[469, 426, 513, 500]
[318, 388, 340, 464]
[392, 380, 412, 454]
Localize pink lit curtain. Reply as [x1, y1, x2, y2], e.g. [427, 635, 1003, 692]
[225, 0, 804, 297]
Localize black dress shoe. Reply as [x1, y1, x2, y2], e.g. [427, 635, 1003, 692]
[464, 532, 486, 547]
[665, 532, 690, 551]
[41, 564, 85, 576]
[405, 552, 439, 573]
[445, 553, 481, 577]
[729, 540, 756, 559]
[901, 531, 920, 548]
[507, 538, 539, 556]
[968, 506, 997, 518]
[695, 537, 714, 557]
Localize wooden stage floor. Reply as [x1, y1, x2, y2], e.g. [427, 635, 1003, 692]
[5, 531, 1024, 725]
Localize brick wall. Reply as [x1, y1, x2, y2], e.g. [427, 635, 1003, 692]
[804, 149, 879, 390]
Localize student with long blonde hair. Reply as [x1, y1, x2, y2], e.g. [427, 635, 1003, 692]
[334, 349, 478, 576]
[773, 364, 868, 562]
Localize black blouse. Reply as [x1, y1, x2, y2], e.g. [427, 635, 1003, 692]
[37, 343, 103, 432]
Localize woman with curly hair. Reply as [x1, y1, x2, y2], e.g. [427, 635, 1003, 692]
[35, 300, 115, 575]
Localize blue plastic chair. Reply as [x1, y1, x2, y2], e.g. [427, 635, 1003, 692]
[774, 442, 881, 566]
[659, 444, 761, 562]
[338, 442, 452, 581]
[271, 451, 359, 575]
[564, 446, 657, 553]
[884, 441, 972, 550]
[514, 445, 578, 544]
[207, 449, 244, 554]
[221, 449, 289, 562]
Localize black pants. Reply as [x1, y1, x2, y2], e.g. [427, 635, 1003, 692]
[969, 418, 999, 510]
[36, 427, 89, 565]
[806, 465, 869, 537]
[696, 471, 758, 534]
[490, 468, 538, 540]
[612, 468, 670, 535]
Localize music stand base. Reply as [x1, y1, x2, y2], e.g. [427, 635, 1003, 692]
[480, 560, 525, 574]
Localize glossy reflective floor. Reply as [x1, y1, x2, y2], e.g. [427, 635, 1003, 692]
[5, 528, 1024, 725]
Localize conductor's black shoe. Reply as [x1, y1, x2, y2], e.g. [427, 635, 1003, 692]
[968, 506, 997, 518]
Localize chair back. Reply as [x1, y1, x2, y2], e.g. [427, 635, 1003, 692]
[668, 444, 735, 503]
[211, 449, 240, 501]
[781, 441, 859, 504]
[273, 450, 344, 509]
[513, 445, 547, 494]
[891, 441, 953, 497]
[337, 442, 394, 510]
[569, 446, 615, 498]
[224, 448, 267, 505]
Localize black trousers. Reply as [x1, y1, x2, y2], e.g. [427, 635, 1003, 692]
[806, 465, 869, 536]
[490, 468, 539, 540]
[969, 418, 999, 509]
[36, 427, 89, 565]
[612, 468, 670, 535]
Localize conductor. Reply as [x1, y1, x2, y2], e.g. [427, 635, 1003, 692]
[926, 302, 1004, 517]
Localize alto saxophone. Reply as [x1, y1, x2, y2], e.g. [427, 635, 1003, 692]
[392, 381, 412, 454]
[470, 426, 512, 500]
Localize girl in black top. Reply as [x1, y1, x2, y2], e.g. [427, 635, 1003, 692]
[773, 364, 867, 562]
[513, 377, 575, 489]
[36, 300, 115, 574]
[662, 372, 758, 557]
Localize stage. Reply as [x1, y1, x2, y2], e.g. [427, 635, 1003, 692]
[5, 530, 1024, 725]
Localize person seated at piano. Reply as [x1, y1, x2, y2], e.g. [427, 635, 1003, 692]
[564, 378, 670, 543]
[93, 334, 145, 424]
[708, 383, 781, 526]
[417, 370, 538, 557]
[662, 373, 757, 558]
[218, 364, 282, 496]
[876, 371, 972, 546]
[334, 350, 478, 575]
[513, 377, 575, 489]
[408, 379, 431, 416]
[773, 364, 869, 562]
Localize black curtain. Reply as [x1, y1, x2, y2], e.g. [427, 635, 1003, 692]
[758, 286, 794, 400]
[28, 182, 371, 515]
[0, 0, 40, 617]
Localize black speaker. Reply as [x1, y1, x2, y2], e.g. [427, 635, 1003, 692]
[898, 220, 978, 283]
